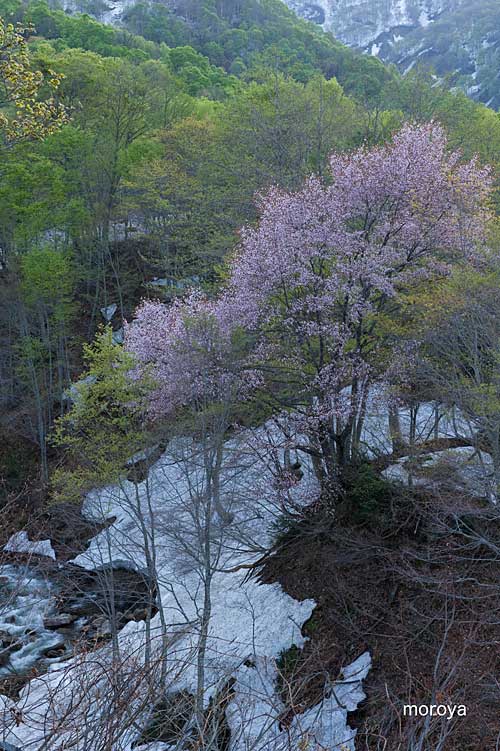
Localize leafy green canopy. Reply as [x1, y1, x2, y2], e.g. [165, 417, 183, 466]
[0, 0, 395, 102]
[0, 0, 239, 97]
[52, 327, 153, 502]
[0, 14, 67, 143]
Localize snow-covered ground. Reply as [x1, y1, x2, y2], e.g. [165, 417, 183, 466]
[4, 532, 56, 561]
[360, 390, 495, 499]
[382, 446, 494, 498]
[227, 651, 371, 751]
[0, 427, 371, 750]
[2, 395, 488, 749]
[360, 388, 471, 456]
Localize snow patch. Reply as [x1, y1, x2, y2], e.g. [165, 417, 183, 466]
[4, 532, 56, 560]
[228, 651, 371, 750]
[419, 8, 431, 27]
[1, 427, 320, 748]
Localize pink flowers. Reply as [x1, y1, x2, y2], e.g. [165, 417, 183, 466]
[125, 291, 247, 418]
[126, 123, 492, 489]
[224, 122, 491, 334]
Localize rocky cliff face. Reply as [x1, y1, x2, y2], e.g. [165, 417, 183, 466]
[285, 0, 500, 108]
[284, 0, 457, 49]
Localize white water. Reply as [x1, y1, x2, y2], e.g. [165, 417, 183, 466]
[0, 565, 64, 677]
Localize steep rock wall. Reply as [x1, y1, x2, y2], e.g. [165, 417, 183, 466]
[284, 0, 458, 48]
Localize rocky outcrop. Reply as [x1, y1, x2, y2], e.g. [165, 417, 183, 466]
[43, 614, 78, 629]
[285, 0, 457, 48]
[285, 0, 500, 108]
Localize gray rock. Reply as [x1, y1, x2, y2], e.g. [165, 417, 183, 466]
[0, 632, 22, 650]
[285, 0, 452, 47]
[0, 648, 11, 667]
[43, 613, 77, 629]
[124, 608, 148, 622]
[95, 618, 112, 637]
[42, 644, 66, 659]
[65, 596, 100, 617]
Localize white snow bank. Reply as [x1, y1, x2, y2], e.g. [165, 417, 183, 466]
[227, 651, 371, 751]
[1, 426, 320, 750]
[70, 429, 317, 697]
[4, 531, 56, 560]
[382, 447, 496, 501]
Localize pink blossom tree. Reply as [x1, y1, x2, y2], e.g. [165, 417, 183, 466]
[220, 122, 492, 501]
[126, 123, 492, 508]
[125, 290, 256, 421]
[125, 289, 259, 522]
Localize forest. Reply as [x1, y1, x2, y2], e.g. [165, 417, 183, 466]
[1, 1, 500, 749]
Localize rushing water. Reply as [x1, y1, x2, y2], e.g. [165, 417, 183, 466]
[0, 564, 69, 677]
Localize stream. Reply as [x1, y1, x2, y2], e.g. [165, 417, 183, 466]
[0, 559, 156, 694]
[0, 564, 75, 680]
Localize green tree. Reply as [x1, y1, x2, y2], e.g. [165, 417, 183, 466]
[52, 326, 152, 502]
[0, 15, 67, 144]
[15, 247, 76, 481]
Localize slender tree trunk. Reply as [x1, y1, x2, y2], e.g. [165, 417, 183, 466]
[389, 404, 404, 452]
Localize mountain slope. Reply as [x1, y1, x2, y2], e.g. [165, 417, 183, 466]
[382, 1, 500, 108]
[285, 0, 500, 108]
[285, 0, 458, 48]
[46, 0, 500, 108]
[40, 0, 395, 100]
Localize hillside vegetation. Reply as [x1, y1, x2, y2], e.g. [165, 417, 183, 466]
[1, 2, 500, 749]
